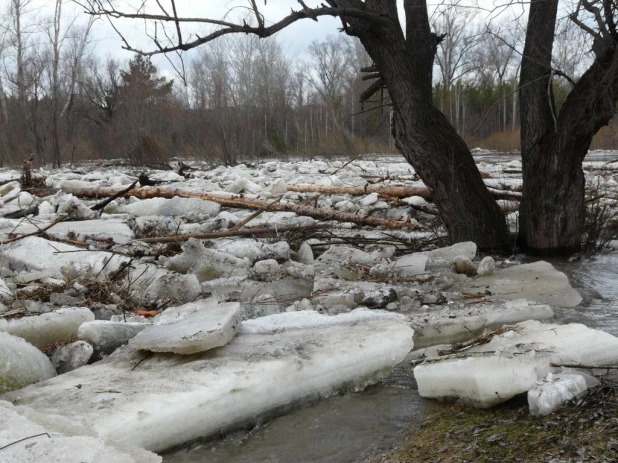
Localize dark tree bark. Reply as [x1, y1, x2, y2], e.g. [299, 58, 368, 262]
[341, 0, 510, 251]
[519, 0, 618, 255]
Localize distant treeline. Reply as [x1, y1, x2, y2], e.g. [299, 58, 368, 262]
[1, 3, 617, 167]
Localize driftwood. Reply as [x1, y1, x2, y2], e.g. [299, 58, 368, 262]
[286, 184, 433, 200]
[63, 186, 418, 230]
[487, 187, 522, 201]
[138, 223, 331, 244]
[288, 184, 522, 201]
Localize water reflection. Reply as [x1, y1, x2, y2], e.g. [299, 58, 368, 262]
[162, 377, 433, 463]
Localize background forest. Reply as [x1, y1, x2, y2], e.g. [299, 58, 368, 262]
[1, 0, 616, 167]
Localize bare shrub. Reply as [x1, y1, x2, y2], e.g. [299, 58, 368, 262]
[467, 130, 521, 153]
[582, 182, 618, 253]
[127, 134, 168, 166]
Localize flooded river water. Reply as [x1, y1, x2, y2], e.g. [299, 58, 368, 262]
[163, 253, 618, 463]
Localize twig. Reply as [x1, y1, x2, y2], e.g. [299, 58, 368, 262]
[109, 258, 133, 281]
[2, 217, 67, 245]
[0, 433, 51, 452]
[331, 153, 363, 175]
[550, 362, 618, 370]
[131, 351, 154, 370]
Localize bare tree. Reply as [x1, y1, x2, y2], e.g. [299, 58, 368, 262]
[306, 34, 355, 146]
[473, 21, 520, 132]
[82, 55, 121, 124]
[433, 7, 479, 120]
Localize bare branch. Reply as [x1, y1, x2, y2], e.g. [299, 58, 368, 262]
[78, 1, 385, 56]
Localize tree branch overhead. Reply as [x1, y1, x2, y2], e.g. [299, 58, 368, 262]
[79, 1, 386, 55]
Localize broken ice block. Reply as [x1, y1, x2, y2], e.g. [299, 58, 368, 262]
[129, 301, 242, 354]
[0, 307, 94, 347]
[528, 373, 588, 416]
[0, 332, 56, 393]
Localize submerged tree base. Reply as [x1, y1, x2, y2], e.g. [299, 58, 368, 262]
[375, 379, 618, 463]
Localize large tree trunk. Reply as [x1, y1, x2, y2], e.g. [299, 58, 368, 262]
[344, 0, 510, 252]
[519, 0, 618, 255]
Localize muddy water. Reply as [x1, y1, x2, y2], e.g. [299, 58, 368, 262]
[161, 368, 434, 463]
[162, 256, 618, 463]
[552, 254, 618, 337]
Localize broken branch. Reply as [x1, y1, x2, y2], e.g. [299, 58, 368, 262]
[2, 217, 67, 245]
[138, 223, 333, 244]
[91, 180, 138, 211]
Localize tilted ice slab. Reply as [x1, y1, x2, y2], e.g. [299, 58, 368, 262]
[2, 236, 128, 279]
[421, 241, 477, 261]
[0, 400, 161, 463]
[460, 260, 582, 307]
[129, 301, 242, 354]
[2, 218, 135, 245]
[2, 310, 413, 453]
[409, 299, 554, 349]
[0, 332, 56, 394]
[414, 320, 618, 408]
[0, 307, 94, 347]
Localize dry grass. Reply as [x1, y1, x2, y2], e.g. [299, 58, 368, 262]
[372, 379, 618, 463]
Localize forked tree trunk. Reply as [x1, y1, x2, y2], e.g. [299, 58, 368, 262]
[519, 0, 618, 255]
[343, 0, 510, 252]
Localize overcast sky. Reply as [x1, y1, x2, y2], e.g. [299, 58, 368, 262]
[8, 0, 527, 76]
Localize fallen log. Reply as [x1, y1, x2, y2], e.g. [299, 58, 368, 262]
[62, 186, 419, 230]
[138, 223, 332, 244]
[57, 182, 520, 203]
[288, 184, 522, 201]
[486, 187, 522, 201]
[286, 184, 433, 200]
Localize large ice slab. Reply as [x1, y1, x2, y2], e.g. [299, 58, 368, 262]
[2, 237, 189, 302]
[3, 310, 413, 453]
[0, 332, 56, 394]
[416, 351, 553, 408]
[0, 307, 94, 347]
[129, 301, 242, 354]
[0, 400, 161, 463]
[414, 320, 618, 408]
[1, 237, 128, 279]
[460, 261, 582, 307]
[119, 196, 220, 217]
